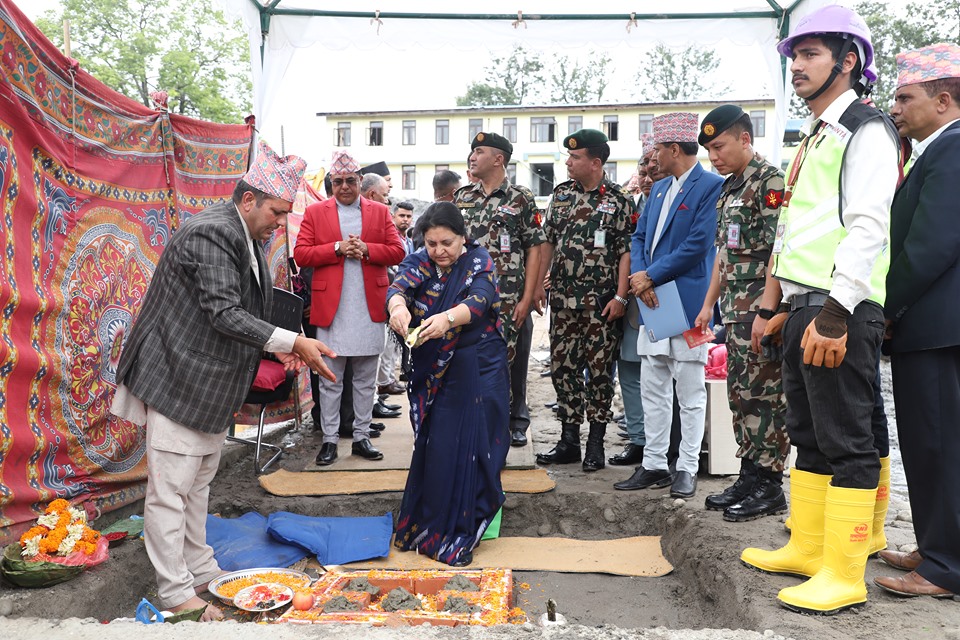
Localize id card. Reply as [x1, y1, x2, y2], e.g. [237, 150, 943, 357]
[727, 223, 740, 249]
[594, 228, 606, 248]
[500, 233, 511, 252]
[772, 223, 786, 254]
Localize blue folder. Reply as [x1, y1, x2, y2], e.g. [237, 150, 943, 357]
[636, 280, 690, 342]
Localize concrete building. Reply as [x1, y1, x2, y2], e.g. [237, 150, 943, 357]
[318, 99, 777, 203]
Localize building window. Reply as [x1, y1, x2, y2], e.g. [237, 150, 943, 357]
[531, 163, 554, 197]
[402, 120, 416, 145]
[506, 162, 517, 184]
[602, 115, 619, 141]
[435, 164, 449, 172]
[402, 165, 416, 190]
[503, 117, 517, 143]
[750, 110, 766, 138]
[334, 122, 351, 147]
[638, 114, 653, 136]
[468, 118, 483, 141]
[530, 117, 556, 143]
[367, 121, 383, 146]
[603, 162, 618, 183]
[436, 119, 450, 145]
[568, 115, 582, 135]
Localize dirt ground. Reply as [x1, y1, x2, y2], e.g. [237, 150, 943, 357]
[1, 314, 958, 640]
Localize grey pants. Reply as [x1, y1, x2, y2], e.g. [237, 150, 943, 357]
[318, 354, 379, 443]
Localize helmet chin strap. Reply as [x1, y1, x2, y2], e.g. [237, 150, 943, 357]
[804, 36, 856, 103]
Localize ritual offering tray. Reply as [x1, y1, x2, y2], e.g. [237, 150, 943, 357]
[208, 568, 311, 607]
[233, 582, 294, 612]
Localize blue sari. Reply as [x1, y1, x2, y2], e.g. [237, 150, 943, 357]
[388, 242, 510, 566]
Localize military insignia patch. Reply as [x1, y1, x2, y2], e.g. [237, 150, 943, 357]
[765, 189, 784, 208]
[703, 123, 716, 136]
[568, 138, 578, 149]
[476, 132, 485, 142]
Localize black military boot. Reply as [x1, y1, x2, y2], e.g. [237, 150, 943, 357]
[722, 467, 787, 522]
[582, 423, 606, 472]
[704, 458, 757, 511]
[536, 423, 581, 465]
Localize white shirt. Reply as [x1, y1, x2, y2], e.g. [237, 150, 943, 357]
[651, 162, 696, 253]
[913, 117, 960, 157]
[780, 89, 899, 312]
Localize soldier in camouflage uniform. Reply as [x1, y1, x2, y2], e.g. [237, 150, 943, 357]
[536, 129, 633, 472]
[455, 132, 545, 446]
[693, 105, 790, 521]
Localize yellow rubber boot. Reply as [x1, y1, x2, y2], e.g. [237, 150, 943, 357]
[868, 456, 890, 556]
[778, 483, 876, 615]
[784, 516, 792, 532]
[741, 469, 830, 577]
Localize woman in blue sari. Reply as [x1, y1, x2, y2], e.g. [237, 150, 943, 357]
[386, 202, 510, 567]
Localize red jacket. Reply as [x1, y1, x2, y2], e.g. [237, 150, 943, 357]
[293, 196, 405, 328]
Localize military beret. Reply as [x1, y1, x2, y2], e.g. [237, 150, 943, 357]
[564, 128, 608, 150]
[359, 161, 390, 177]
[471, 131, 513, 156]
[698, 104, 746, 146]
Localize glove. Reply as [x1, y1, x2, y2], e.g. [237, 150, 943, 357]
[800, 296, 850, 368]
[759, 311, 788, 361]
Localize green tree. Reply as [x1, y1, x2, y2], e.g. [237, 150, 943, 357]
[457, 46, 545, 106]
[36, 0, 251, 123]
[637, 43, 730, 102]
[547, 50, 612, 104]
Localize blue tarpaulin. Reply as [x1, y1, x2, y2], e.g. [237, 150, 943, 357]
[266, 512, 393, 565]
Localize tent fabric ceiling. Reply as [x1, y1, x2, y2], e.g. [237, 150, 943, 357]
[218, 0, 830, 167]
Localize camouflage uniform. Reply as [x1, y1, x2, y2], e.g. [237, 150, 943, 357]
[455, 178, 545, 363]
[715, 152, 790, 472]
[546, 177, 633, 427]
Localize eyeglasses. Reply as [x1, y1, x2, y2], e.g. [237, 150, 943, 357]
[332, 177, 359, 187]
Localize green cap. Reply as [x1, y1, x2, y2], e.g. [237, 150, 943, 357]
[564, 128, 608, 150]
[471, 131, 513, 156]
[698, 104, 746, 146]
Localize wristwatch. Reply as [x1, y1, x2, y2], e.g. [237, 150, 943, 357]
[757, 307, 775, 320]
[334, 241, 341, 255]
[613, 294, 628, 307]
[446, 310, 456, 325]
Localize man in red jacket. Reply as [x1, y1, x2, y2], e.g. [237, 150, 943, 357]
[294, 151, 405, 466]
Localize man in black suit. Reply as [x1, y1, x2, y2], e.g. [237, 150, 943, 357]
[113, 141, 335, 619]
[875, 43, 960, 599]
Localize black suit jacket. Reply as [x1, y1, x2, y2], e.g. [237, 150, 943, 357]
[116, 201, 275, 433]
[885, 119, 960, 353]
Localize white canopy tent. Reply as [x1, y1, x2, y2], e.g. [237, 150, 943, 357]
[219, 0, 836, 167]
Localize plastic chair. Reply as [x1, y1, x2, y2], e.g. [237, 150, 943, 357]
[227, 287, 304, 474]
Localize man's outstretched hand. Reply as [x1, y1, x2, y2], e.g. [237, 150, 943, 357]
[290, 335, 337, 381]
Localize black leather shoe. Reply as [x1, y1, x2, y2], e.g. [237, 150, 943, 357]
[378, 398, 402, 411]
[609, 443, 644, 466]
[351, 439, 384, 460]
[670, 471, 697, 498]
[723, 478, 787, 522]
[368, 428, 380, 438]
[614, 466, 673, 491]
[451, 551, 473, 567]
[617, 430, 631, 439]
[378, 382, 406, 395]
[315, 442, 338, 466]
[370, 422, 386, 431]
[373, 401, 401, 419]
[535, 441, 581, 465]
[510, 429, 528, 447]
[705, 473, 757, 511]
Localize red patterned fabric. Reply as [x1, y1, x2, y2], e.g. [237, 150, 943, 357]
[0, 1, 253, 544]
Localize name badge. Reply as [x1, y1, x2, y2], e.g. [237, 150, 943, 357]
[498, 205, 517, 216]
[728, 198, 744, 208]
[597, 203, 616, 214]
[594, 228, 606, 248]
[772, 223, 786, 254]
[500, 233, 511, 252]
[727, 223, 740, 249]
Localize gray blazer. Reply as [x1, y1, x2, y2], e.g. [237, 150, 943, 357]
[116, 200, 276, 433]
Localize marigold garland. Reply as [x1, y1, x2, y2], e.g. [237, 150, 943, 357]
[18, 499, 101, 559]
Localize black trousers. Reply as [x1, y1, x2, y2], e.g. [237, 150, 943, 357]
[782, 301, 884, 488]
[892, 346, 960, 593]
[509, 315, 533, 432]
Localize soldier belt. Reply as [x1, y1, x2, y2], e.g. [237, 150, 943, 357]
[789, 292, 829, 311]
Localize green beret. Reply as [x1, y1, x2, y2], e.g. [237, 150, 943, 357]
[698, 104, 746, 146]
[471, 131, 513, 156]
[564, 128, 608, 150]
